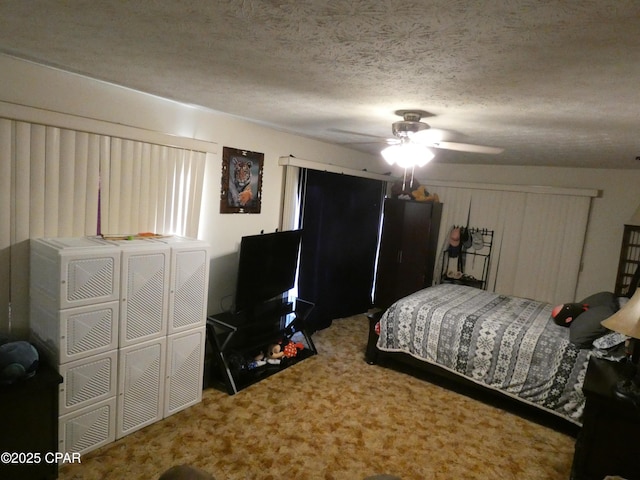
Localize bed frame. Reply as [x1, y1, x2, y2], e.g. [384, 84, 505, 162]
[365, 311, 581, 436]
[365, 263, 640, 436]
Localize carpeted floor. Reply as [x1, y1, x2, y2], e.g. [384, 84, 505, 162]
[59, 314, 577, 480]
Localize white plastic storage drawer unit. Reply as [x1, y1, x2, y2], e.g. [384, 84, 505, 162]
[103, 238, 171, 347]
[30, 295, 119, 365]
[58, 397, 117, 456]
[58, 350, 118, 415]
[30, 235, 210, 454]
[117, 336, 166, 439]
[30, 237, 120, 309]
[165, 326, 206, 417]
[151, 236, 210, 334]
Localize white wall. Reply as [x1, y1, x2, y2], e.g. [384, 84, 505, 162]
[2, 53, 637, 317]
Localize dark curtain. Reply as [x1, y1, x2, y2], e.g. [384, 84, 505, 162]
[298, 170, 384, 332]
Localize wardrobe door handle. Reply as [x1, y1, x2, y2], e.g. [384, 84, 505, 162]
[397, 250, 403, 263]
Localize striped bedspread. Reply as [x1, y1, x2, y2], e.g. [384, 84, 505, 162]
[377, 283, 591, 425]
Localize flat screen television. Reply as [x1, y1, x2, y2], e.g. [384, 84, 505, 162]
[234, 229, 303, 315]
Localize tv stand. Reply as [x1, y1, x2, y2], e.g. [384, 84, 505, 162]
[206, 297, 316, 394]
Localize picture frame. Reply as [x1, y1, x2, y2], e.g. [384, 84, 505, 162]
[220, 146, 264, 214]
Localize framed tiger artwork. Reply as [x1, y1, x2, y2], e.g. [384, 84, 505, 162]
[220, 146, 264, 214]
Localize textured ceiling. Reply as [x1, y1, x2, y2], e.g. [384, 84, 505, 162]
[0, 0, 639, 169]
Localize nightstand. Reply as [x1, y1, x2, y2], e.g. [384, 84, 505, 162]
[571, 357, 639, 480]
[0, 361, 62, 480]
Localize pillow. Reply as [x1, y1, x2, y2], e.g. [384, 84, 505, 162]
[592, 331, 627, 350]
[551, 302, 588, 327]
[569, 303, 616, 348]
[580, 291, 616, 309]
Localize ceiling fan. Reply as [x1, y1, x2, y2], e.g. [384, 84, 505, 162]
[371, 110, 503, 190]
[386, 109, 504, 155]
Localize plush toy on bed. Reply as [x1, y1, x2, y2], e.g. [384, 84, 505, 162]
[551, 302, 589, 326]
[551, 291, 621, 349]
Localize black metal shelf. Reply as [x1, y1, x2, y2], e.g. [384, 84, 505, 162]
[440, 227, 494, 290]
[615, 224, 640, 296]
[206, 297, 316, 394]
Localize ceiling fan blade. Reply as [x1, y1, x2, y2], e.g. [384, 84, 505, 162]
[338, 140, 385, 145]
[431, 141, 504, 155]
[339, 137, 400, 146]
[327, 128, 387, 140]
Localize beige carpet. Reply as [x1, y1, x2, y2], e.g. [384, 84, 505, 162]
[59, 315, 576, 480]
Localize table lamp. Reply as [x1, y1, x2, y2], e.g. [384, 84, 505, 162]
[601, 288, 640, 405]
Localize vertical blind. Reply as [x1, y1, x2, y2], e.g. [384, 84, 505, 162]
[0, 118, 207, 338]
[424, 182, 593, 305]
[103, 138, 206, 236]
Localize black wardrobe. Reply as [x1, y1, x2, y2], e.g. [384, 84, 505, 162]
[374, 198, 443, 310]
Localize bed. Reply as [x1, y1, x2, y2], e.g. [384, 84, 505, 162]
[366, 283, 627, 428]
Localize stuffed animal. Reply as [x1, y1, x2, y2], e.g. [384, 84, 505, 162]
[0, 340, 39, 385]
[247, 351, 267, 370]
[266, 343, 285, 365]
[391, 180, 440, 202]
[552, 302, 588, 326]
[391, 179, 420, 200]
[282, 341, 304, 358]
[411, 186, 440, 203]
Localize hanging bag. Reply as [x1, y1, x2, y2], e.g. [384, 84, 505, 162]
[447, 226, 461, 258]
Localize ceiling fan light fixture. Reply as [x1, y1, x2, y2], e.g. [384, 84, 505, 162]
[384, 110, 504, 155]
[381, 142, 434, 169]
[391, 119, 429, 138]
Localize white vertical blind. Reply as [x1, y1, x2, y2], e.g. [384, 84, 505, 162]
[280, 165, 302, 231]
[28, 124, 46, 236]
[15, 123, 32, 241]
[1, 122, 106, 337]
[58, 129, 75, 235]
[0, 120, 10, 336]
[510, 194, 591, 302]
[155, 144, 170, 233]
[428, 185, 526, 288]
[1, 118, 207, 339]
[187, 152, 207, 238]
[424, 182, 593, 304]
[12, 123, 34, 331]
[102, 139, 206, 237]
[44, 127, 61, 236]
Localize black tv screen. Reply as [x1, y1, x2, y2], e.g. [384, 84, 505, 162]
[234, 229, 303, 314]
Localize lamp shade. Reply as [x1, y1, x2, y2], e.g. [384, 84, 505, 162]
[601, 288, 640, 339]
[381, 142, 434, 169]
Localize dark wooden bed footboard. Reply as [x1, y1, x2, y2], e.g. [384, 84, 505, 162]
[365, 312, 382, 365]
[365, 311, 580, 436]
